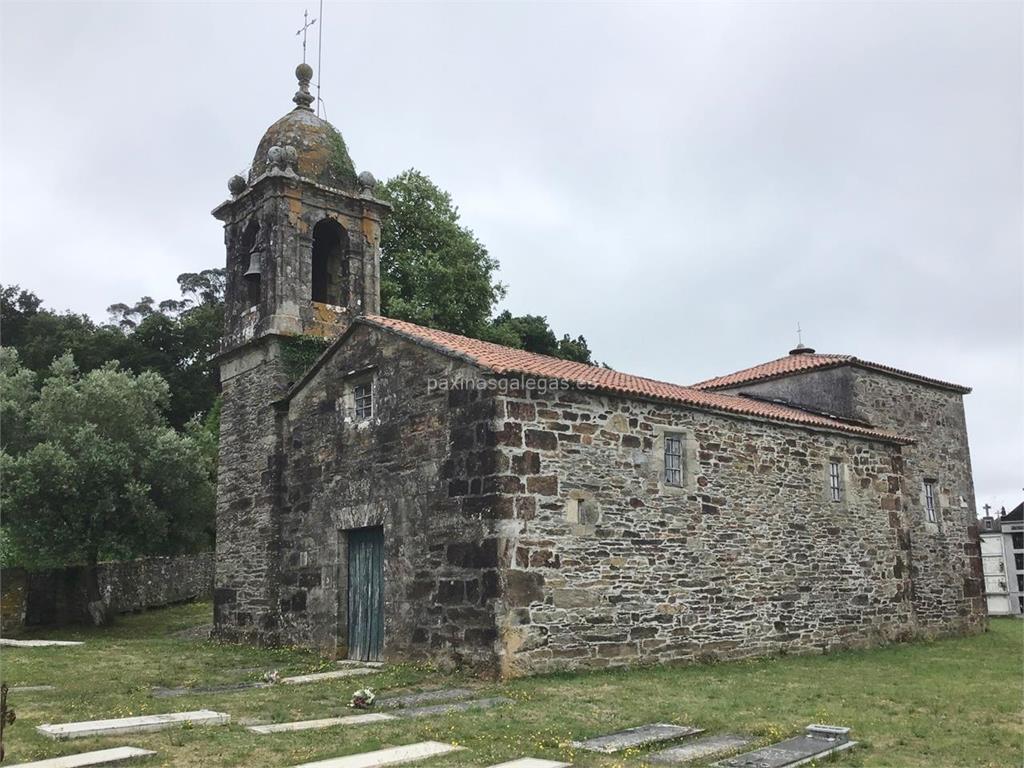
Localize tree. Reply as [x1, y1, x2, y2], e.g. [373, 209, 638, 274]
[1, 353, 215, 624]
[485, 311, 593, 364]
[377, 169, 505, 337]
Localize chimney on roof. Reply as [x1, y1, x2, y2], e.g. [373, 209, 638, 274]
[789, 343, 816, 355]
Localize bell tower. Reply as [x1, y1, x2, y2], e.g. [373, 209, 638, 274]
[211, 64, 389, 642]
[214, 63, 389, 350]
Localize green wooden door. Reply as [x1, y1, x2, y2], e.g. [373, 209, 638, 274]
[347, 526, 384, 661]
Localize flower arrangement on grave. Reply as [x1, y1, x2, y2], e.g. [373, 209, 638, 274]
[349, 688, 376, 709]
[263, 670, 280, 685]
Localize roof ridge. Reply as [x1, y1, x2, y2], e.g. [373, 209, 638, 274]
[357, 316, 911, 445]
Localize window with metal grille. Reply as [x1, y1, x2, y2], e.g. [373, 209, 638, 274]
[353, 382, 372, 420]
[1016, 553, 1024, 572]
[829, 462, 842, 502]
[1017, 575, 1024, 592]
[1013, 533, 1024, 550]
[664, 434, 683, 486]
[924, 481, 938, 523]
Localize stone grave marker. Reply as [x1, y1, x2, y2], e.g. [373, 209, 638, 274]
[37, 710, 230, 740]
[392, 697, 511, 719]
[485, 760, 571, 768]
[376, 688, 475, 709]
[248, 713, 395, 734]
[648, 734, 751, 764]
[7, 746, 156, 768]
[571, 723, 704, 753]
[714, 725, 857, 768]
[289, 740, 464, 768]
[8, 686, 56, 693]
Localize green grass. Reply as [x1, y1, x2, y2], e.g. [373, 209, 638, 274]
[1, 604, 1021, 767]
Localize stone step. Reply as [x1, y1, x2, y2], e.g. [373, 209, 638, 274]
[0, 639, 83, 647]
[36, 710, 230, 741]
[248, 713, 396, 734]
[376, 688, 475, 709]
[280, 668, 377, 685]
[289, 740, 464, 768]
[647, 734, 752, 764]
[485, 760, 572, 768]
[571, 723, 704, 754]
[393, 697, 511, 719]
[7, 747, 156, 768]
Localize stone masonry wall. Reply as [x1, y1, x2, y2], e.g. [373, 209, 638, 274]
[2, 554, 214, 631]
[850, 370, 985, 632]
[213, 339, 291, 643]
[276, 325, 505, 669]
[489, 382, 915, 677]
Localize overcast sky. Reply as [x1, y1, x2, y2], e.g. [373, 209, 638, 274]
[1, 1, 1021, 512]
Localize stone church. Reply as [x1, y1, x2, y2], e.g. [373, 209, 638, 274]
[212, 65, 985, 676]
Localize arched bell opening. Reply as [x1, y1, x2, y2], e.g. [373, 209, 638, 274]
[311, 218, 349, 305]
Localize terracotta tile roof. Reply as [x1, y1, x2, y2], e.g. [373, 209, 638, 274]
[357, 315, 912, 444]
[692, 352, 971, 394]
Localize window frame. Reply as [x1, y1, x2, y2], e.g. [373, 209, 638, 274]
[924, 480, 938, 523]
[352, 381, 373, 421]
[828, 461, 843, 503]
[663, 433, 683, 487]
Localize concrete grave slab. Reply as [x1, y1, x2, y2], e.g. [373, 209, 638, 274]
[280, 668, 376, 685]
[376, 688, 475, 709]
[648, 734, 752, 764]
[248, 713, 396, 733]
[37, 710, 230, 740]
[485, 760, 572, 768]
[289, 740, 464, 768]
[392, 697, 511, 719]
[571, 724, 704, 754]
[7, 747, 156, 768]
[714, 725, 857, 768]
[8, 685, 57, 692]
[1, 639, 83, 647]
[336, 660, 385, 668]
[151, 681, 265, 698]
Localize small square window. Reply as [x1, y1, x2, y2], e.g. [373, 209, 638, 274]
[924, 481, 938, 523]
[664, 434, 683, 487]
[353, 382, 373, 420]
[828, 461, 842, 502]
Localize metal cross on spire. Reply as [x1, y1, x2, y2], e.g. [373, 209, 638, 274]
[796, 321, 803, 346]
[983, 503, 992, 515]
[296, 9, 318, 64]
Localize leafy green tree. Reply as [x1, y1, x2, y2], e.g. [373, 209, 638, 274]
[1, 353, 215, 623]
[377, 169, 505, 336]
[485, 311, 593, 363]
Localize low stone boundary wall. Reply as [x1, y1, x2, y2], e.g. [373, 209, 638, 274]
[1, 553, 214, 631]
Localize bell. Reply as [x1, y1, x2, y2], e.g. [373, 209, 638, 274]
[243, 250, 262, 280]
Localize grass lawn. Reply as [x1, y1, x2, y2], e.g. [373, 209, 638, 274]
[1, 603, 1020, 767]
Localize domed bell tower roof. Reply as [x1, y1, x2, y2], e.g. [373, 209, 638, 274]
[248, 64, 357, 190]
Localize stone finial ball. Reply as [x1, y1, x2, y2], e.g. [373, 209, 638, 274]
[296, 63, 313, 82]
[358, 171, 377, 191]
[228, 175, 248, 196]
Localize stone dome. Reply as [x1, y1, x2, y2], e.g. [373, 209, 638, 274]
[248, 65, 357, 190]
